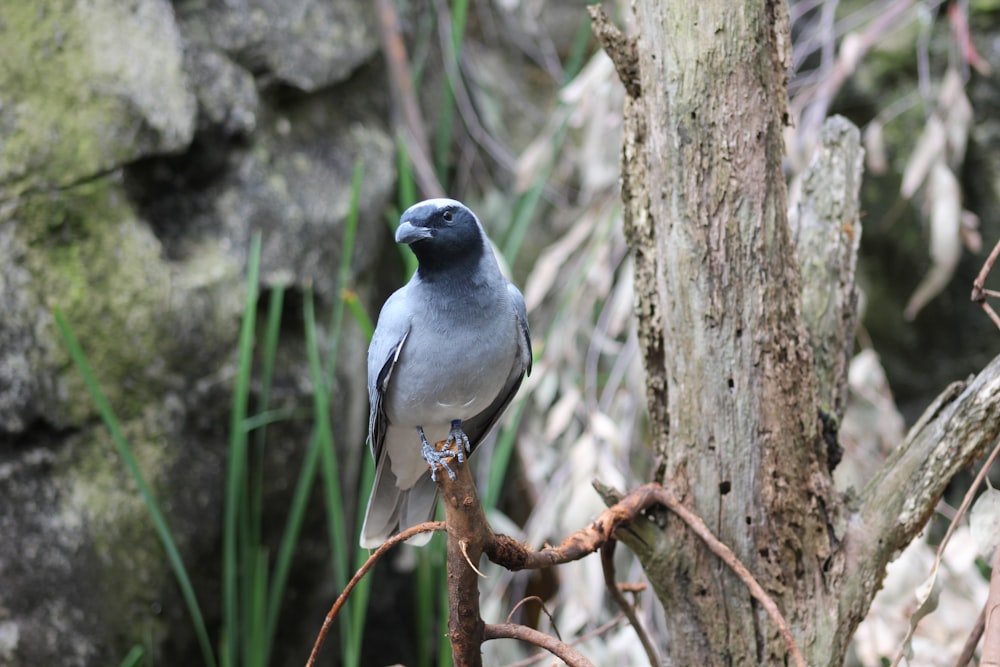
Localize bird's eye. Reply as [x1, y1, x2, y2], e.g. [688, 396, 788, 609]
[442, 209, 454, 222]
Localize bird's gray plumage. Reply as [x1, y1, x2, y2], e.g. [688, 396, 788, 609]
[360, 198, 532, 548]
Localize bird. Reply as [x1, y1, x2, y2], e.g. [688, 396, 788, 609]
[359, 198, 532, 548]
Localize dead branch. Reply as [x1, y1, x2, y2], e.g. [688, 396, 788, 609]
[842, 353, 1000, 644]
[790, 115, 864, 419]
[891, 437, 1000, 665]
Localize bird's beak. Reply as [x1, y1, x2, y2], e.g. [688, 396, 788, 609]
[395, 220, 434, 244]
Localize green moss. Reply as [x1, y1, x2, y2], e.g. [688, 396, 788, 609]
[0, 0, 194, 197]
[58, 408, 178, 658]
[16, 177, 177, 425]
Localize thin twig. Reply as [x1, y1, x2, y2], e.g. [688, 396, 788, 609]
[304, 521, 446, 667]
[600, 539, 660, 667]
[461, 538, 488, 577]
[505, 596, 561, 639]
[972, 238, 1000, 331]
[484, 623, 596, 667]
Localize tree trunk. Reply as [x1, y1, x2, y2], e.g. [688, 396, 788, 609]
[592, 0, 1000, 664]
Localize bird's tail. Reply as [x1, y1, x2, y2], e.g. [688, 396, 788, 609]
[359, 464, 439, 548]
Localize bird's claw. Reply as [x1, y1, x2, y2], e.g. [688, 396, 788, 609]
[446, 420, 471, 464]
[419, 427, 457, 481]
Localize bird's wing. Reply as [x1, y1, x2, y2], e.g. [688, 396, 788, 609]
[367, 290, 411, 463]
[461, 281, 532, 449]
[508, 281, 532, 376]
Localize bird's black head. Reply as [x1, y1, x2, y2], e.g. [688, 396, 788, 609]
[396, 199, 486, 275]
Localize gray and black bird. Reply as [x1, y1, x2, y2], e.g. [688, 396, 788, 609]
[360, 198, 532, 548]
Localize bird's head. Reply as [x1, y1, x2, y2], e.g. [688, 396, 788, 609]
[396, 199, 486, 273]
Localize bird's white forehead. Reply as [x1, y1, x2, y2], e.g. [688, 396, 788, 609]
[418, 198, 464, 211]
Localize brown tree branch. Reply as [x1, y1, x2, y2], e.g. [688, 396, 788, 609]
[308, 452, 809, 666]
[483, 623, 595, 667]
[305, 521, 446, 667]
[436, 453, 489, 667]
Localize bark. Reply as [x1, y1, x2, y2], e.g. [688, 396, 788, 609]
[616, 1, 836, 663]
[597, 0, 1000, 664]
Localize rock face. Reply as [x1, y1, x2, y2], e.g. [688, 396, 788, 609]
[0, 0, 393, 665]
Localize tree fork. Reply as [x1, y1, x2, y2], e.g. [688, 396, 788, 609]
[596, 0, 1000, 663]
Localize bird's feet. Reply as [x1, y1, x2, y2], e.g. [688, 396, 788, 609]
[446, 419, 471, 464]
[417, 421, 471, 481]
[419, 426, 457, 481]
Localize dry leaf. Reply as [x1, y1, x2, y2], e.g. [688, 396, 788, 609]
[864, 120, 888, 174]
[971, 488, 1000, 559]
[904, 161, 963, 320]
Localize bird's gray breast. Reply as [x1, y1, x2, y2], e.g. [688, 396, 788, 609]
[384, 288, 516, 427]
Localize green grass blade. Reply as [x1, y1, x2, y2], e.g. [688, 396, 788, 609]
[325, 161, 364, 385]
[263, 429, 321, 653]
[396, 135, 417, 211]
[481, 398, 529, 511]
[414, 548, 434, 667]
[303, 288, 354, 660]
[241, 407, 310, 431]
[343, 290, 375, 341]
[248, 547, 269, 667]
[393, 137, 419, 277]
[248, 284, 284, 665]
[223, 232, 263, 667]
[118, 645, 144, 667]
[433, 0, 470, 183]
[348, 450, 376, 650]
[53, 309, 218, 667]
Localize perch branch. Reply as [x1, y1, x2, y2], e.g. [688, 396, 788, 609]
[436, 451, 490, 666]
[304, 521, 445, 667]
[310, 447, 811, 665]
[842, 353, 1000, 639]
